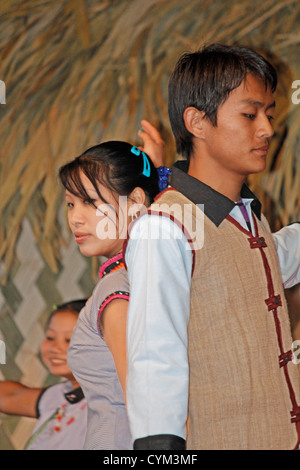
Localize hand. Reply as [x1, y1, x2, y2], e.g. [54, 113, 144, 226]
[137, 120, 165, 168]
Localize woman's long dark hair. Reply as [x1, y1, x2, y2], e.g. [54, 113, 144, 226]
[59, 141, 159, 207]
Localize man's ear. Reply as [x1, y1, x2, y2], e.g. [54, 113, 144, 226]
[183, 107, 206, 139]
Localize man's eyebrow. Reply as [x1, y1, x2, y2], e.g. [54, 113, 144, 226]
[240, 99, 276, 110]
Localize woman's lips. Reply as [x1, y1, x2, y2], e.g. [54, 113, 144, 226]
[49, 358, 67, 365]
[74, 233, 90, 244]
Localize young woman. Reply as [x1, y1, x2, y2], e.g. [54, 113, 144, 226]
[59, 127, 167, 449]
[0, 300, 88, 450]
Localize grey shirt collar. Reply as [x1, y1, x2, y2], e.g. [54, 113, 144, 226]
[170, 160, 262, 227]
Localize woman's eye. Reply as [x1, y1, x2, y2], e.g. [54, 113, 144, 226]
[267, 115, 274, 122]
[45, 336, 54, 341]
[84, 198, 96, 205]
[66, 202, 73, 208]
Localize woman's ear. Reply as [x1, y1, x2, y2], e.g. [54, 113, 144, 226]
[127, 187, 147, 218]
[183, 107, 206, 139]
[129, 187, 146, 206]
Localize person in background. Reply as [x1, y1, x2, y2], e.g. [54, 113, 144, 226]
[0, 299, 88, 450]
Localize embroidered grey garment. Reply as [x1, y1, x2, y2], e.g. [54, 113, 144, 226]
[25, 381, 87, 450]
[68, 257, 131, 450]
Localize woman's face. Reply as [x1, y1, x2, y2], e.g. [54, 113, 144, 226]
[40, 311, 78, 385]
[65, 171, 127, 259]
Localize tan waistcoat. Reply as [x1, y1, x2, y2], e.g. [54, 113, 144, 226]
[153, 189, 300, 450]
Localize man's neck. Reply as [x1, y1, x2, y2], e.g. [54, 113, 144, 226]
[187, 157, 246, 202]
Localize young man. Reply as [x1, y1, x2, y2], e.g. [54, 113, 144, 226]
[124, 44, 300, 450]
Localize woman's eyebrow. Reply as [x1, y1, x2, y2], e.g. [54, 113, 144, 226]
[85, 188, 99, 194]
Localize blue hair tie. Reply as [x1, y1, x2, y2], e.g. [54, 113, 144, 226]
[157, 166, 172, 192]
[130, 146, 151, 177]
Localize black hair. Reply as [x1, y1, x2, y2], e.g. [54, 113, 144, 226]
[59, 141, 159, 207]
[168, 43, 278, 161]
[46, 299, 87, 329]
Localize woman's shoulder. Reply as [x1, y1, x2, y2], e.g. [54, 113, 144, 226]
[93, 266, 130, 306]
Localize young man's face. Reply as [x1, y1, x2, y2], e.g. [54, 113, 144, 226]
[200, 73, 275, 179]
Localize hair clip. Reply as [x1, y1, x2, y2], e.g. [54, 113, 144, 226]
[131, 146, 140, 156]
[141, 152, 151, 177]
[157, 166, 172, 192]
[130, 146, 151, 177]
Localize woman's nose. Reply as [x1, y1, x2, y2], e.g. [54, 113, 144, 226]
[69, 206, 85, 228]
[49, 339, 64, 352]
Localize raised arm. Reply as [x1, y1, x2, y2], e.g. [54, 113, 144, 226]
[0, 381, 43, 418]
[137, 120, 165, 168]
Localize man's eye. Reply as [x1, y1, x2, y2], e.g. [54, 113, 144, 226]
[66, 202, 73, 208]
[243, 113, 256, 120]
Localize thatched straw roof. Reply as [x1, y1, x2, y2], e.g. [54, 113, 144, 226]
[0, 0, 299, 281]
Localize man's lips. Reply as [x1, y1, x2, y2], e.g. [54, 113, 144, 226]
[252, 145, 269, 155]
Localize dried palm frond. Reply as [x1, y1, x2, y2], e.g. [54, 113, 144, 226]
[0, 0, 299, 281]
